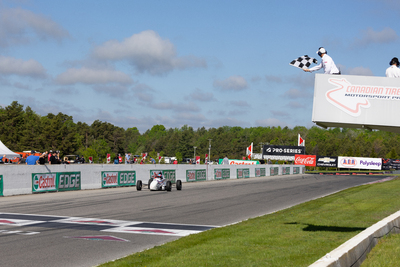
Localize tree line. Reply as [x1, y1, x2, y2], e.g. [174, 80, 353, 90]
[1, 101, 399, 163]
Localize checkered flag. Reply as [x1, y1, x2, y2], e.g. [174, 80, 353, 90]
[289, 55, 317, 69]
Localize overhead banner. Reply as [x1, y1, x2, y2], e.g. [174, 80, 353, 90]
[312, 74, 400, 133]
[338, 156, 382, 170]
[262, 145, 305, 157]
[316, 156, 338, 167]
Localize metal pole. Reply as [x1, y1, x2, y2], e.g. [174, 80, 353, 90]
[208, 139, 212, 164]
[193, 146, 197, 163]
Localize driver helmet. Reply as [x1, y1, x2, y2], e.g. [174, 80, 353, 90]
[157, 172, 163, 179]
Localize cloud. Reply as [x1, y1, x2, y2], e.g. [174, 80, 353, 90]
[229, 100, 250, 107]
[282, 88, 311, 99]
[353, 27, 398, 47]
[0, 55, 46, 77]
[55, 67, 133, 85]
[0, 7, 70, 47]
[287, 101, 307, 109]
[185, 90, 216, 102]
[265, 75, 283, 83]
[213, 75, 248, 91]
[347, 66, 374, 76]
[255, 118, 290, 128]
[271, 110, 290, 118]
[152, 101, 200, 112]
[92, 30, 206, 75]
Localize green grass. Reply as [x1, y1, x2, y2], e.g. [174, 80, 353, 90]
[361, 234, 400, 267]
[101, 177, 400, 267]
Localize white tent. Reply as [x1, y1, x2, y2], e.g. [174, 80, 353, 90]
[0, 140, 19, 159]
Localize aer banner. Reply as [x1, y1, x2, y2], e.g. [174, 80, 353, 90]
[337, 156, 382, 170]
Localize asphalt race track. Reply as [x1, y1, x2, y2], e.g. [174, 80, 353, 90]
[0, 174, 388, 267]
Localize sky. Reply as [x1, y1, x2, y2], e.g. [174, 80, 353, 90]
[1, 0, 400, 133]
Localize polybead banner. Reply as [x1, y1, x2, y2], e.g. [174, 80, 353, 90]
[337, 156, 382, 170]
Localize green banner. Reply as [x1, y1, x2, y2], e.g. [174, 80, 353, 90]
[102, 171, 136, 188]
[119, 171, 136, 186]
[214, 169, 230, 180]
[270, 167, 279, 176]
[282, 167, 290, 175]
[186, 169, 206, 182]
[32, 173, 57, 193]
[255, 168, 266, 177]
[102, 171, 119, 188]
[58, 172, 81, 191]
[237, 168, 250, 179]
[293, 166, 300, 174]
[0, 175, 3, 196]
[151, 170, 176, 183]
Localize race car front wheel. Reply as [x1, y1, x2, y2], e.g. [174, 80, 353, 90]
[166, 181, 172, 191]
[136, 180, 142, 191]
[148, 178, 153, 189]
[176, 180, 182, 190]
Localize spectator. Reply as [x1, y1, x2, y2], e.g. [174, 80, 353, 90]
[150, 157, 156, 164]
[222, 156, 229, 165]
[114, 156, 119, 164]
[173, 159, 178, 164]
[26, 151, 40, 165]
[49, 151, 60, 164]
[38, 152, 47, 165]
[0, 154, 5, 164]
[386, 57, 400, 78]
[125, 153, 130, 164]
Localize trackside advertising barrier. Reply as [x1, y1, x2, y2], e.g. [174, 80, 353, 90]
[151, 170, 176, 183]
[186, 169, 207, 182]
[270, 167, 279, 176]
[218, 159, 259, 165]
[293, 166, 300, 174]
[214, 169, 230, 180]
[0, 175, 3, 196]
[32, 173, 57, 193]
[282, 166, 290, 175]
[101, 171, 136, 188]
[58, 172, 81, 191]
[237, 168, 250, 179]
[32, 172, 82, 193]
[338, 156, 382, 170]
[255, 168, 266, 177]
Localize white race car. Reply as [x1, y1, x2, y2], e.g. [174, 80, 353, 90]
[136, 172, 182, 191]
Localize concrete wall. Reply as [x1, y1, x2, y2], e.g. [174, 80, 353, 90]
[0, 163, 304, 196]
[310, 210, 400, 267]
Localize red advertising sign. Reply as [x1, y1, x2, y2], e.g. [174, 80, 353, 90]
[295, 154, 316, 166]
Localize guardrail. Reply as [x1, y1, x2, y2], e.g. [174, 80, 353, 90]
[0, 164, 305, 196]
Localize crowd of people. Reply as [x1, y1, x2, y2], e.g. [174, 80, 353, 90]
[0, 150, 86, 165]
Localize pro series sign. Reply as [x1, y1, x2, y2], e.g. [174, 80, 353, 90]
[263, 145, 305, 156]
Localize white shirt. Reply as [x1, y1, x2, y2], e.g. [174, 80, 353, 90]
[386, 65, 400, 78]
[309, 54, 340, 74]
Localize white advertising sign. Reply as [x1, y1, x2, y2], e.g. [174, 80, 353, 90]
[312, 74, 400, 133]
[337, 156, 382, 170]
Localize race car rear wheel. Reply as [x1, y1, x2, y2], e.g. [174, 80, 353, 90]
[148, 178, 153, 189]
[136, 180, 142, 191]
[176, 180, 182, 190]
[166, 181, 172, 191]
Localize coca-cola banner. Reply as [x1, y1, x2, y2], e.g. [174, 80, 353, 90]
[382, 159, 400, 170]
[263, 145, 305, 156]
[316, 156, 338, 167]
[295, 155, 316, 166]
[338, 156, 382, 170]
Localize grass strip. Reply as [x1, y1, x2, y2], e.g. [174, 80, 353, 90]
[361, 233, 400, 267]
[101, 177, 400, 267]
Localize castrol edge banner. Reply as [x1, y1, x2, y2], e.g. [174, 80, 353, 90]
[294, 155, 316, 167]
[32, 173, 57, 192]
[312, 74, 400, 131]
[338, 156, 382, 170]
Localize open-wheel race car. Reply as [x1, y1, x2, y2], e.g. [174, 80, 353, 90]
[136, 172, 182, 191]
